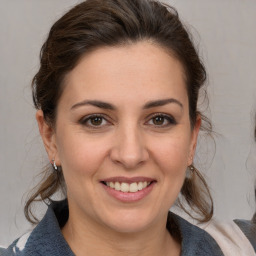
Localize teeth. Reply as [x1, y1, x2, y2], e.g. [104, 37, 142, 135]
[130, 182, 138, 192]
[114, 182, 121, 191]
[137, 182, 143, 190]
[106, 181, 150, 193]
[120, 183, 129, 192]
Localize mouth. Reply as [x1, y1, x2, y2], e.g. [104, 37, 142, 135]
[101, 180, 153, 193]
[100, 177, 156, 202]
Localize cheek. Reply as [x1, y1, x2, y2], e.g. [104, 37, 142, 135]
[56, 131, 109, 178]
[150, 134, 191, 171]
[57, 135, 110, 201]
[149, 136, 191, 210]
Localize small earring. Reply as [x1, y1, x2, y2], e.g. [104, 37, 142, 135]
[189, 165, 195, 172]
[52, 159, 58, 171]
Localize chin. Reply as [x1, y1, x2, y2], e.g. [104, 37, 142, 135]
[101, 209, 157, 234]
[109, 221, 151, 234]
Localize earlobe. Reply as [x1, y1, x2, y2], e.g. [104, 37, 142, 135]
[36, 110, 59, 164]
[188, 115, 201, 165]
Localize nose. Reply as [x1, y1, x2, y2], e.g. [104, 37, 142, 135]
[110, 124, 149, 169]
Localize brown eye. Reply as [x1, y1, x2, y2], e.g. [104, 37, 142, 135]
[80, 114, 109, 128]
[90, 116, 103, 126]
[152, 116, 165, 125]
[147, 114, 177, 127]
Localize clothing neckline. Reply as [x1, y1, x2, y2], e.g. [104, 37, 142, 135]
[13, 199, 223, 256]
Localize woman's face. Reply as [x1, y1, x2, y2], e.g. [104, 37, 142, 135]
[38, 41, 200, 233]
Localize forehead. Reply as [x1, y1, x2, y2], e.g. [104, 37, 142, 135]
[61, 41, 188, 108]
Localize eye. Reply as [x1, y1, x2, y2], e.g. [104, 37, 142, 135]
[146, 113, 176, 127]
[89, 116, 104, 126]
[79, 114, 110, 128]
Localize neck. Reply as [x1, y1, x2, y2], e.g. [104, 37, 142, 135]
[62, 209, 180, 256]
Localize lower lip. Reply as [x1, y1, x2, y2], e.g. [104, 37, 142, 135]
[102, 182, 155, 202]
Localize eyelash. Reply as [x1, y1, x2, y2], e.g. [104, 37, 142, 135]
[79, 114, 111, 129]
[146, 113, 177, 127]
[79, 113, 177, 129]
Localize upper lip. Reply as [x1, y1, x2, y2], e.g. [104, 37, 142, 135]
[101, 176, 156, 184]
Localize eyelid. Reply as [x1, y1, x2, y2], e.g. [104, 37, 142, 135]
[145, 112, 177, 126]
[78, 112, 176, 129]
[79, 113, 112, 128]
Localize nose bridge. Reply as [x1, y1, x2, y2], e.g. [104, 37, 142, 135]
[111, 121, 148, 168]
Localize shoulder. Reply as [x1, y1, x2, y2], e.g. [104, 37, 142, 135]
[0, 247, 7, 256]
[0, 232, 31, 256]
[234, 219, 256, 253]
[199, 219, 256, 256]
[168, 212, 224, 256]
[1, 200, 73, 256]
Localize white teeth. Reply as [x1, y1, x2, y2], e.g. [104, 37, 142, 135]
[120, 183, 129, 192]
[137, 182, 143, 190]
[129, 182, 138, 192]
[105, 181, 151, 193]
[115, 182, 121, 191]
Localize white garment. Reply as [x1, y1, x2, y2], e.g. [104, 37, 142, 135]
[199, 220, 255, 256]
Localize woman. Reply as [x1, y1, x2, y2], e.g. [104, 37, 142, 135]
[0, 0, 225, 255]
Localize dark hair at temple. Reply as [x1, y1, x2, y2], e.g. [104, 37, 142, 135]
[25, 0, 213, 224]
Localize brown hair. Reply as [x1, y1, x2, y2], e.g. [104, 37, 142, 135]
[26, 0, 213, 224]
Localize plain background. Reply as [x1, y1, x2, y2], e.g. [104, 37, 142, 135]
[1, 0, 256, 246]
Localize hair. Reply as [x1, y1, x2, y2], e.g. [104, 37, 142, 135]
[25, 0, 213, 224]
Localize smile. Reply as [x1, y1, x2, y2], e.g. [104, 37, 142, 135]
[104, 181, 151, 193]
[101, 177, 156, 202]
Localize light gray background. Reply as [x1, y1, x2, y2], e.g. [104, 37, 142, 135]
[1, 0, 256, 246]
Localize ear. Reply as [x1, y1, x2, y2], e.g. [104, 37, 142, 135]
[188, 115, 201, 166]
[36, 110, 60, 165]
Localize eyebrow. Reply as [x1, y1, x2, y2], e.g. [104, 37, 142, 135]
[71, 100, 116, 110]
[143, 98, 183, 109]
[71, 98, 183, 110]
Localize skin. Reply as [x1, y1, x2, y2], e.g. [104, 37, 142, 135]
[37, 41, 201, 256]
